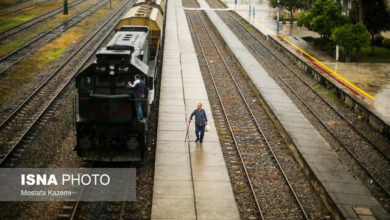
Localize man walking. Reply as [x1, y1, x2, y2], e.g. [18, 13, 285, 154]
[128, 74, 145, 121]
[188, 103, 208, 143]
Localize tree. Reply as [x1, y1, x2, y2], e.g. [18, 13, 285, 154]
[362, 0, 390, 53]
[332, 23, 371, 62]
[270, 0, 307, 23]
[298, 0, 350, 40]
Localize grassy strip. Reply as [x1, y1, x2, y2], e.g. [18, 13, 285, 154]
[0, 0, 121, 104]
[0, 0, 99, 57]
[305, 38, 390, 63]
[0, 14, 37, 32]
[312, 84, 341, 103]
[0, 1, 62, 32]
[355, 46, 390, 63]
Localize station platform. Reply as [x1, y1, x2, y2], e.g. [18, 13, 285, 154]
[197, 0, 390, 219]
[151, 0, 240, 219]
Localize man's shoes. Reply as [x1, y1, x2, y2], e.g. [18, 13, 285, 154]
[195, 138, 199, 142]
[200, 140, 203, 143]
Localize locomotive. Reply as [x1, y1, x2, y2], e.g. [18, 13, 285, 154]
[73, 0, 165, 161]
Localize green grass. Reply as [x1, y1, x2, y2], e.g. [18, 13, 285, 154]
[0, 0, 116, 106]
[37, 47, 67, 63]
[0, 0, 66, 33]
[354, 46, 390, 63]
[313, 84, 341, 102]
[0, 24, 46, 56]
[0, 13, 35, 32]
[303, 37, 390, 63]
[233, 12, 256, 32]
[0, 38, 27, 54]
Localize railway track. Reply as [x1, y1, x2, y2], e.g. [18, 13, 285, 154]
[0, 0, 135, 168]
[207, 0, 390, 209]
[0, 0, 54, 18]
[57, 163, 133, 220]
[184, 0, 328, 218]
[0, 0, 86, 41]
[0, 0, 111, 76]
[62, 200, 129, 220]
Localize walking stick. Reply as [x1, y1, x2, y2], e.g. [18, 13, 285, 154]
[184, 120, 191, 142]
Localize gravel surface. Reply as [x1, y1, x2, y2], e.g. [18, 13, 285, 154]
[0, 0, 97, 46]
[0, 0, 128, 155]
[0, 0, 108, 73]
[0, 0, 58, 18]
[0, 87, 83, 220]
[205, 2, 390, 211]
[0, 0, 123, 115]
[183, 0, 332, 218]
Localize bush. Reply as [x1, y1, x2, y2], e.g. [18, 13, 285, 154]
[373, 35, 384, 46]
[297, 0, 350, 39]
[382, 38, 390, 49]
[332, 23, 371, 62]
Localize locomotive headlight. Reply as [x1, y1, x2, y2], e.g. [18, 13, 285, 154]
[109, 65, 115, 75]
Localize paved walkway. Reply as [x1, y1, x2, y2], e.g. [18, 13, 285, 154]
[223, 0, 390, 127]
[151, 0, 240, 219]
[198, 0, 390, 218]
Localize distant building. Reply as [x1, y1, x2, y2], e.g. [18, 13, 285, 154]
[333, 0, 390, 38]
[334, 0, 352, 14]
[334, 0, 390, 14]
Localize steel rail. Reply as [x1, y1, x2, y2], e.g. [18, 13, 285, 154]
[0, 0, 115, 129]
[0, 0, 54, 18]
[0, 0, 134, 167]
[55, 162, 94, 220]
[185, 7, 264, 219]
[225, 13, 390, 197]
[67, 163, 132, 220]
[228, 13, 389, 162]
[0, 0, 86, 41]
[0, 0, 110, 76]
[186, 1, 310, 219]
[0, 0, 113, 130]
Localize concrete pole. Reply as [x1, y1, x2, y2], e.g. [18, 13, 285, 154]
[336, 45, 339, 61]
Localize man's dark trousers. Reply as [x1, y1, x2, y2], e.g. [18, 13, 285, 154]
[135, 97, 143, 120]
[196, 125, 205, 142]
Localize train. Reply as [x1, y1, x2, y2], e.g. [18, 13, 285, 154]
[73, 0, 165, 162]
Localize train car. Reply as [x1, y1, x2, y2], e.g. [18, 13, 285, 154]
[116, 2, 164, 58]
[73, 2, 164, 162]
[133, 0, 165, 14]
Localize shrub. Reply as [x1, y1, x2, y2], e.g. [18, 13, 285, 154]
[373, 35, 384, 46]
[332, 23, 371, 62]
[382, 38, 390, 49]
[297, 0, 350, 39]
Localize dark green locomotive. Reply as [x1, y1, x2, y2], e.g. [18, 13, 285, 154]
[74, 26, 157, 161]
